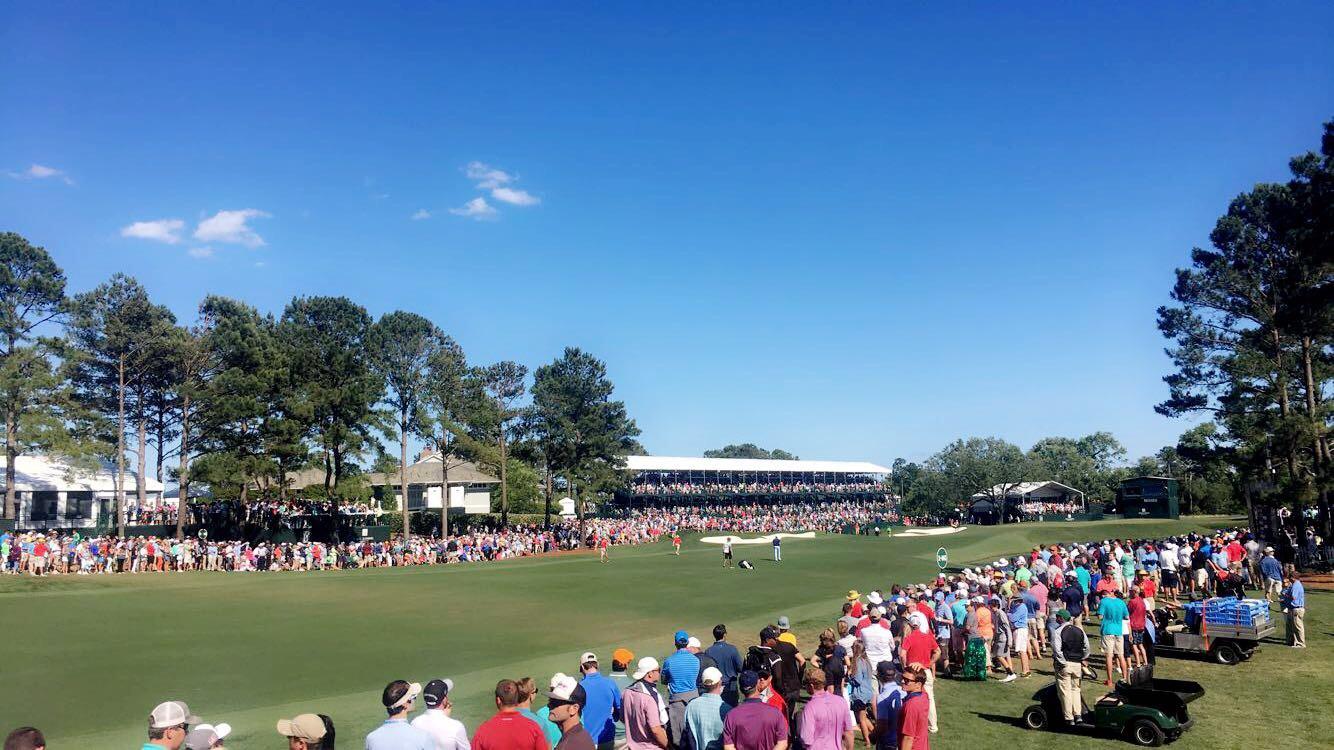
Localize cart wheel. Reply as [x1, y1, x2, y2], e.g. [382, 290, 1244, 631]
[1128, 718, 1166, 747]
[1212, 643, 1241, 665]
[1022, 705, 1047, 730]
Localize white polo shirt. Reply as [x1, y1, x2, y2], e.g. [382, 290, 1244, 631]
[411, 708, 471, 750]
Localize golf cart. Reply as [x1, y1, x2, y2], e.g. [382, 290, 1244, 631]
[1021, 664, 1204, 746]
[1154, 597, 1275, 665]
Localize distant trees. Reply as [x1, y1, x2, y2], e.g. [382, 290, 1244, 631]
[704, 443, 798, 460]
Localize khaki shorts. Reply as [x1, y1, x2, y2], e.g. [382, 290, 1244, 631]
[1101, 634, 1124, 657]
[1013, 626, 1029, 652]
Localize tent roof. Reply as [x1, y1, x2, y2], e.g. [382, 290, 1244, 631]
[0, 455, 164, 493]
[971, 480, 1085, 499]
[623, 455, 891, 474]
[284, 454, 499, 490]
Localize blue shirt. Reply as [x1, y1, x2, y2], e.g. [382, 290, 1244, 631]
[365, 718, 433, 750]
[684, 692, 731, 750]
[1284, 580, 1305, 609]
[579, 670, 623, 744]
[1260, 556, 1283, 581]
[1097, 596, 1129, 637]
[662, 648, 700, 696]
[874, 681, 905, 749]
[704, 641, 743, 694]
[1008, 601, 1030, 629]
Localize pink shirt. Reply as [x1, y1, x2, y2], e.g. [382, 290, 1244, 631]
[799, 691, 853, 750]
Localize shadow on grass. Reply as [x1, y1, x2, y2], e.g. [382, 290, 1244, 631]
[972, 711, 1024, 728]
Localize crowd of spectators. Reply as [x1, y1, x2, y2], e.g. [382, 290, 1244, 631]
[632, 481, 886, 497]
[620, 501, 900, 535]
[4, 523, 1309, 750]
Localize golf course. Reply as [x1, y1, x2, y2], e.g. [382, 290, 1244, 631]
[3, 516, 1329, 749]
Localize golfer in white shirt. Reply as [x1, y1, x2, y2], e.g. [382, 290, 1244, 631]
[411, 679, 470, 750]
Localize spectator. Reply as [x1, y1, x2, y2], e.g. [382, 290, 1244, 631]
[147, 701, 201, 750]
[897, 665, 930, 750]
[720, 671, 788, 750]
[1097, 590, 1129, 686]
[2, 727, 44, 750]
[276, 714, 329, 750]
[1282, 571, 1306, 648]
[473, 680, 549, 750]
[797, 667, 852, 750]
[577, 651, 622, 750]
[1050, 610, 1089, 727]
[704, 625, 743, 706]
[1260, 547, 1284, 603]
[663, 630, 702, 748]
[622, 658, 668, 750]
[183, 722, 230, 750]
[684, 667, 731, 750]
[516, 677, 559, 746]
[847, 641, 875, 745]
[410, 679, 470, 750]
[367, 681, 433, 750]
[872, 661, 903, 750]
[607, 650, 636, 750]
[546, 674, 595, 750]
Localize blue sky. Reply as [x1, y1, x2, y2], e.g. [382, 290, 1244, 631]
[3, 2, 1332, 466]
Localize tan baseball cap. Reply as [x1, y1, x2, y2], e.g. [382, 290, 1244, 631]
[276, 714, 327, 742]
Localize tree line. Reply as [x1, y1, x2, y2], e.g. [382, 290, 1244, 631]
[0, 241, 640, 540]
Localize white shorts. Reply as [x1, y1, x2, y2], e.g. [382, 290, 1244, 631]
[1013, 626, 1029, 652]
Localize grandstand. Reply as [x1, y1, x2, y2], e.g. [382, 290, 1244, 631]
[615, 455, 893, 507]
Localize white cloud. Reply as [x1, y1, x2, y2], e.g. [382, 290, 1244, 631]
[9, 164, 74, 184]
[194, 208, 270, 247]
[121, 218, 186, 244]
[411, 209, 432, 220]
[254, 261, 267, 268]
[465, 161, 513, 190]
[187, 247, 214, 259]
[449, 197, 498, 220]
[490, 187, 540, 206]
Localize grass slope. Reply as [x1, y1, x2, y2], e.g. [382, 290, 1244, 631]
[2, 516, 1327, 749]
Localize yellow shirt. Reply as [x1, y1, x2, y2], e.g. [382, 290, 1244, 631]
[778, 632, 798, 647]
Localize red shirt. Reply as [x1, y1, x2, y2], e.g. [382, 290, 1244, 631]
[915, 601, 935, 623]
[899, 692, 930, 750]
[1226, 541, 1244, 563]
[1127, 597, 1147, 631]
[1141, 579, 1157, 599]
[765, 690, 788, 716]
[849, 601, 864, 618]
[901, 630, 937, 670]
[473, 711, 550, 750]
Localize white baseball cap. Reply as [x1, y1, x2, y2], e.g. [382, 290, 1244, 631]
[700, 667, 723, 686]
[686, 636, 702, 649]
[580, 651, 598, 664]
[150, 700, 201, 729]
[632, 656, 661, 680]
[195, 723, 231, 740]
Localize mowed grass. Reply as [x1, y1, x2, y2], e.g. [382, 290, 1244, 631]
[1, 516, 1328, 749]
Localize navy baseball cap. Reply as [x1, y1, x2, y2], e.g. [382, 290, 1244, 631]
[739, 670, 760, 692]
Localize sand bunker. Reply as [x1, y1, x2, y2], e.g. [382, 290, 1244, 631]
[699, 532, 816, 545]
[892, 526, 968, 537]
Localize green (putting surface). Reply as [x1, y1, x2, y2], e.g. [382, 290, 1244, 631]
[3, 516, 1328, 749]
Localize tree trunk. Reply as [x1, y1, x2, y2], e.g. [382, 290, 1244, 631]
[117, 354, 127, 537]
[153, 405, 166, 483]
[440, 433, 451, 539]
[543, 461, 553, 529]
[400, 409, 409, 538]
[1300, 336, 1331, 542]
[4, 403, 15, 521]
[499, 428, 509, 527]
[137, 413, 148, 511]
[573, 477, 584, 546]
[176, 394, 190, 541]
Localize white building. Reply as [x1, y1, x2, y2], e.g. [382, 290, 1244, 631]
[1, 455, 164, 529]
[285, 450, 499, 515]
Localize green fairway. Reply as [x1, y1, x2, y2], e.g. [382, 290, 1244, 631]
[3, 516, 1329, 749]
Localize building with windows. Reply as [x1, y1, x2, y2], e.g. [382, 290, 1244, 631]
[616, 455, 893, 506]
[1, 454, 164, 530]
[285, 449, 499, 514]
[1117, 476, 1180, 519]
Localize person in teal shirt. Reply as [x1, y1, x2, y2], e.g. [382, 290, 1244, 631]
[516, 677, 560, 745]
[1097, 590, 1129, 683]
[1120, 554, 1136, 590]
[1075, 564, 1091, 595]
